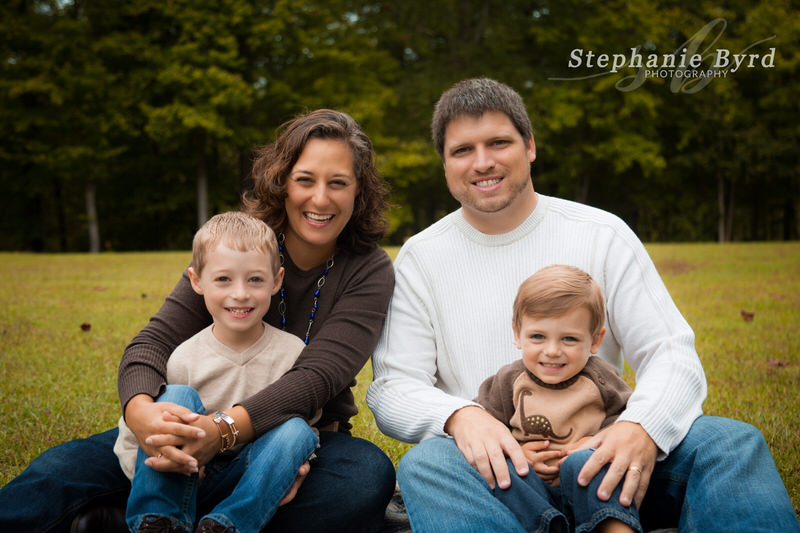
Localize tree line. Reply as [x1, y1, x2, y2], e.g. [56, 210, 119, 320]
[1, 0, 797, 252]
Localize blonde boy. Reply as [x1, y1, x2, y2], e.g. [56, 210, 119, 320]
[115, 212, 318, 533]
[476, 265, 640, 533]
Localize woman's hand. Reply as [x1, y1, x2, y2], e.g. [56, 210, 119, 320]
[124, 393, 208, 474]
[144, 411, 220, 474]
[521, 440, 564, 484]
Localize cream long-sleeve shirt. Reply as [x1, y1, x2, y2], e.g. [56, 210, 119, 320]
[367, 194, 706, 457]
[115, 323, 310, 479]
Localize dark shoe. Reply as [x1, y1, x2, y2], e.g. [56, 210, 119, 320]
[70, 504, 128, 533]
[380, 484, 412, 533]
[195, 517, 236, 533]
[138, 514, 182, 533]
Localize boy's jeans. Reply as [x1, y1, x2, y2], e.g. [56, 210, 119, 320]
[397, 416, 800, 533]
[126, 385, 318, 533]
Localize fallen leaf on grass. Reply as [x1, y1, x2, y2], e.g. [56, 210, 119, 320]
[740, 309, 755, 322]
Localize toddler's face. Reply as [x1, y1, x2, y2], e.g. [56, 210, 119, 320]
[514, 307, 603, 385]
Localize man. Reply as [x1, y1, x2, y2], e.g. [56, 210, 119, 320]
[367, 78, 798, 532]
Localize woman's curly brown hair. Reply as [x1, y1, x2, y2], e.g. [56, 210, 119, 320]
[242, 109, 389, 253]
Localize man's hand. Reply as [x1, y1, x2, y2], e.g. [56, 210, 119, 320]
[520, 440, 564, 484]
[444, 406, 529, 489]
[568, 421, 657, 507]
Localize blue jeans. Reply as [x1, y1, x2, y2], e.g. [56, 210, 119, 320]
[126, 385, 318, 533]
[494, 449, 641, 533]
[0, 410, 394, 533]
[397, 416, 799, 533]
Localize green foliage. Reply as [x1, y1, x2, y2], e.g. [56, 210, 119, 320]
[0, 1, 798, 250]
[1, 245, 799, 516]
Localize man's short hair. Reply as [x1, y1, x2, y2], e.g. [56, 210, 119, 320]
[512, 265, 606, 339]
[432, 77, 533, 157]
[192, 212, 280, 276]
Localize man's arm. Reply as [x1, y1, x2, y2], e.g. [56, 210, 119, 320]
[366, 248, 528, 488]
[367, 249, 474, 442]
[606, 226, 706, 451]
[575, 220, 706, 506]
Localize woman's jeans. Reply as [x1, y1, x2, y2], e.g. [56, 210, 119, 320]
[397, 416, 800, 533]
[126, 385, 318, 533]
[494, 449, 641, 533]
[0, 399, 395, 533]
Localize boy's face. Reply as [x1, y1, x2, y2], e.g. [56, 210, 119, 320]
[514, 307, 605, 385]
[188, 244, 283, 351]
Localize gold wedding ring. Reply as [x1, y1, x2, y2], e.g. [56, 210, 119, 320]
[628, 465, 642, 474]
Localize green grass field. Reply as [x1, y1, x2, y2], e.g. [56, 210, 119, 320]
[1, 244, 798, 515]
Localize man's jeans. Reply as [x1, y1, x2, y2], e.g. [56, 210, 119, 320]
[126, 385, 318, 533]
[397, 416, 799, 533]
[0, 399, 395, 533]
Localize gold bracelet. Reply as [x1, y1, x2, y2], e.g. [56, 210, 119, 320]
[212, 411, 239, 452]
[212, 416, 227, 452]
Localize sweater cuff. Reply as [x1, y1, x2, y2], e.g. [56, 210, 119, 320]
[616, 404, 702, 460]
[425, 399, 485, 441]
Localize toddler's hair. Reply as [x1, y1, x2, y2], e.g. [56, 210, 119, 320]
[512, 265, 605, 339]
[192, 212, 280, 275]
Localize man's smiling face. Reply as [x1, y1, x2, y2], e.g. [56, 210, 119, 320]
[442, 111, 537, 234]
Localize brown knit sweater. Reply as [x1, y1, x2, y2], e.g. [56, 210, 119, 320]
[476, 357, 631, 462]
[118, 245, 394, 436]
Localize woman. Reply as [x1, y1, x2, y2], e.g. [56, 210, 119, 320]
[0, 109, 396, 533]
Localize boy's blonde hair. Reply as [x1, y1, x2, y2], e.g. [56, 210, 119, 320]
[192, 212, 280, 275]
[512, 265, 606, 339]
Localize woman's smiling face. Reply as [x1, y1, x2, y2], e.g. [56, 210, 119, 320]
[283, 138, 358, 269]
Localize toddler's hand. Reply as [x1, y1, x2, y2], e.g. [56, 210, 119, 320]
[521, 440, 565, 482]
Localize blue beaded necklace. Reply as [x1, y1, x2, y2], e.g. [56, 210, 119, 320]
[277, 232, 335, 344]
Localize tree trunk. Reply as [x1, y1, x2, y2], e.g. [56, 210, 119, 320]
[54, 178, 68, 251]
[717, 173, 725, 243]
[578, 172, 591, 204]
[427, 173, 437, 227]
[85, 178, 100, 253]
[197, 135, 209, 228]
[725, 179, 735, 242]
[239, 150, 252, 196]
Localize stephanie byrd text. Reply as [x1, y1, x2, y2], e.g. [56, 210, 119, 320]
[568, 47, 776, 74]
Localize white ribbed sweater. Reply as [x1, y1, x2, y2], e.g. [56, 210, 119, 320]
[367, 194, 706, 456]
